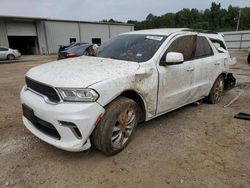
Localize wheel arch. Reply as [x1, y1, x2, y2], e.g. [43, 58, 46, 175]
[209, 72, 236, 95]
[220, 72, 236, 91]
[104, 90, 147, 123]
[220, 72, 227, 78]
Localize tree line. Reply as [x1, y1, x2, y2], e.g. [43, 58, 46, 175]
[102, 2, 250, 32]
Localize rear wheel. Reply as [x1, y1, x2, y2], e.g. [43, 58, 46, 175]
[91, 97, 139, 155]
[207, 75, 224, 104]
[7, 54, 15, 60]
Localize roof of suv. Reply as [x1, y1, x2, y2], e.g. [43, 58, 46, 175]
[121, 28, 225, 42]
[122, 28, 188, 36]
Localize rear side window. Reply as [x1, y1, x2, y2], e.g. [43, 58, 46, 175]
[67, 45, 89, 54]
[195, 36, 213, 58]
[166, 35, 196, 61]
[0, 48, 8, 51]
[210, 38, 227, 50]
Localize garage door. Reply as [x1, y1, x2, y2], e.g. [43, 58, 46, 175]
[6, 22, 37, 36]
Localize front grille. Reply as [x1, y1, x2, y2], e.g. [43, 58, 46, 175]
[26, 77, 60, 103]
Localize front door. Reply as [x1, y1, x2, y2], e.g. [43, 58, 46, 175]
[156, 34, 196, 114]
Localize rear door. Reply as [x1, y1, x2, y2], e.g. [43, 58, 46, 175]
[190, 35, 215, 98]
[156, 34, 196, 114]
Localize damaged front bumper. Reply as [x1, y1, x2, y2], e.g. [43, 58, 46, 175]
[20, 86, 105, 152]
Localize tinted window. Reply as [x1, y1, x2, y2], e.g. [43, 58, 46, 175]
[96, 34, 167, 62]
[0, 48, 8, 51]
[67, 45, 90, 55]
[195, 36, 213, 58]
[166, 35, 196, 61]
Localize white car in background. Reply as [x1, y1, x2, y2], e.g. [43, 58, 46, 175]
[0, 47, 21, 60]
[20, 28, 236, 155]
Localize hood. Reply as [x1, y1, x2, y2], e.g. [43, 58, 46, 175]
[26, 56, 139, 88]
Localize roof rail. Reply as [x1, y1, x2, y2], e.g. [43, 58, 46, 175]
[182, 29, 218, 34]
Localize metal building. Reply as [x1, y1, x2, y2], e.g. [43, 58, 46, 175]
[0, 15, 134, 55]
[222, 30, 250, 49]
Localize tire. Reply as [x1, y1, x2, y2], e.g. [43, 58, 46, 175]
[7, 54, 15, 60]
[207, 75, 224, 104]
[91, 97, 139, 155]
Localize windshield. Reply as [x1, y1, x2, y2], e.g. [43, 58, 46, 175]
[96, 34, 167, 62]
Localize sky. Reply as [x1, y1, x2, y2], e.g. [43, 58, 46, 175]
[0, 0, 249, 22]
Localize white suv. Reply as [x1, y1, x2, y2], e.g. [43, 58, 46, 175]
[20, 29, 236, 155]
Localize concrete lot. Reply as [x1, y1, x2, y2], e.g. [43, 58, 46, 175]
[0, 52, 250, 188]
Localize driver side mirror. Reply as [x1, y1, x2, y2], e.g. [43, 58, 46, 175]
[160, 52, 184, 66]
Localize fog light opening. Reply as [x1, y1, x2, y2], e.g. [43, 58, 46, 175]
[59, 121, 82, 139]
[71, 127, 82, 139]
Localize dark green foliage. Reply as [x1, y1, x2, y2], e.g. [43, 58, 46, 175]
[101, 19, 123, 24]
[132, 3, 250, 31]
[101, 2, 249, 32]
[126, 2, 250, 31]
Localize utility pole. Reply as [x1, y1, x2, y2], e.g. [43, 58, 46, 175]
[236, 8, 241, 31]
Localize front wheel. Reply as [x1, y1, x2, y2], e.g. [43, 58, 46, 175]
[91, 97, 139, 155]
[207, 75, 224, 104]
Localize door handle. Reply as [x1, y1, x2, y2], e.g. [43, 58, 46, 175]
[214, 62, 220, 65]
[185, 67, 194, 72]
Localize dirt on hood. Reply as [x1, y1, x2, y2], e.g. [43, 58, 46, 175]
[26, 56, 140, 88]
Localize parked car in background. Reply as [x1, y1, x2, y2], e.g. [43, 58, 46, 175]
[58, 43, 95, 59]
[21, 29, 236, 155]
[0, 47, 21, 60]
[58, 42, 88, 53]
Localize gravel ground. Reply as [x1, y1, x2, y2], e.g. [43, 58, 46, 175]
[0, 52, 249, 188]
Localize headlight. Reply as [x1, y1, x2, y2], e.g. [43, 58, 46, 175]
[57, 88, 99, 102]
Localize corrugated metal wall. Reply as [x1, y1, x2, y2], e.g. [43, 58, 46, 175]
[79, 23, 109, 44]
[223, 30, 250, 49]
[0, 21, 9, 47]
[45, 21, 134, 54]
[0, 18, 134, 54]
[36, 21, 48, 54]
[45, 21, 80, 54]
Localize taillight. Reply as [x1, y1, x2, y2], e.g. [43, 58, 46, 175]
[65, 53, 77, 58]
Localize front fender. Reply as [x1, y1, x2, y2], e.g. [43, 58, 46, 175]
[91, 66, 159, 119]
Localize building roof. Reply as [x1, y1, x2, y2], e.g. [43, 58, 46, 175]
[0, 15, 134, 26]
